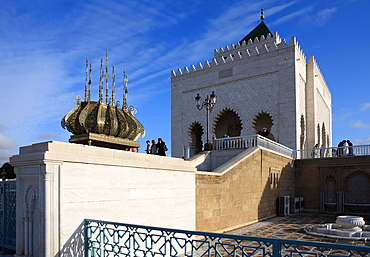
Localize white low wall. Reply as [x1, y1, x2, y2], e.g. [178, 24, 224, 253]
[10, 141, 197, 257]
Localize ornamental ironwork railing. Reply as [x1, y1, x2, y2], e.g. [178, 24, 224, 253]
[84, 219, 370, 257]
[215, 135, 293, 158]
[0, 180, 16, 252]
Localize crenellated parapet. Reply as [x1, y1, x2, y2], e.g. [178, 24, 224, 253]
[172, 31, 309, 78]
[308, 56, 324, 78]
[308, 55, 329, 93]
[289, 36, 307, 64]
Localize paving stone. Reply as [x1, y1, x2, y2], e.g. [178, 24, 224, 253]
[229, 212, 370, 247]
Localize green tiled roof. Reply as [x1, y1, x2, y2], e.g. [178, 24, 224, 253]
[239, 21, 272, 44]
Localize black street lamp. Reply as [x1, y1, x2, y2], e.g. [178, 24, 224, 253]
[195, 91, 217, 141]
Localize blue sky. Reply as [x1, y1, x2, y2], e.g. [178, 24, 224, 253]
[0, 0, 369, 163]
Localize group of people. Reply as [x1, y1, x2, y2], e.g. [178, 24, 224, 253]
[312, 139, 354, 158]
[145, 138, 168, 156]
[337, 139, 353, 156]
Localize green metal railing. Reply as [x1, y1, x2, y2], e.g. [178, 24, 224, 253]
[0, 180, 16, 252]
[84, 219, 370, 257]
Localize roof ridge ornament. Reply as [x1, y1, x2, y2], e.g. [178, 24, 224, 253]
[238, 9, 272, 45]
[261, 8, 264, 21]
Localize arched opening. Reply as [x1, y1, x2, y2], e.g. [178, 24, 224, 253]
[252, 111, 275, 140]
[214, 109, 242, 138]
[188, 122, 203, 155]
[322, 176, 338, 212]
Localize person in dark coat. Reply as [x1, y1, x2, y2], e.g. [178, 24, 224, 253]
[145, 140, 151, 154]
[151, 140, 157, 155]
[156, 138, 167, 156]
[347, 140, 353, 156]
[337, 140, 345, 157]
[258, 128, 269, 138]
[204, 140, 213, 151]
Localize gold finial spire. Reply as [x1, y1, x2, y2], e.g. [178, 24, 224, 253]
[85, 57, 89, 102]
[111, 65, 115, 105]
[88, 63, 92, 102]
[123, 68, 128, 110]
[260, 8, 265, 21]
[104, 48, 110, 104]
[99, 59, 103, 103]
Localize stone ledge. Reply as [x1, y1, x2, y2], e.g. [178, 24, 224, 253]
[11, 141, 197, 172]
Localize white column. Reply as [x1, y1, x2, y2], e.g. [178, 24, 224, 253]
[13, 160, 62, 257]
[41, 161, 61, 257]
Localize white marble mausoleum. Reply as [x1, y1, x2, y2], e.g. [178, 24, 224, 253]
[171, 18, 332, 158]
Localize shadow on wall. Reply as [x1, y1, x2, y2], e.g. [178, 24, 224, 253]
[55, 222, 84, 257]
[257, 158, 295, 220]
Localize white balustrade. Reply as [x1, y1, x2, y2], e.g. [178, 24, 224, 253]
[293, 145, 370, 159]
[215, 135, 293, 158]
[187, 135, 370, 160]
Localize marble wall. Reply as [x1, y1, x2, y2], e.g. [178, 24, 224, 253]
[11, 141, 197, 257]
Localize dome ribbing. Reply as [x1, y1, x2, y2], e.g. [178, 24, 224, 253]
[61, 49, 145, 150]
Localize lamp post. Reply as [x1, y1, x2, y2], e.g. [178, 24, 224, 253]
[195, 91, 217, 141]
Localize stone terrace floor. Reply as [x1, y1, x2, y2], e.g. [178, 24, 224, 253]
[229, 211, 370, 247]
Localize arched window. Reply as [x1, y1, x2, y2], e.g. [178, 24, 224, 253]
[213, 109, 242, 138]
[188, 122, 203, 155]
[252, 111, 275, 140]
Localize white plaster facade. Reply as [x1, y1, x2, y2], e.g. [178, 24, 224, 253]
[171, 28, 332, 158]
[10, 141, 196, 257]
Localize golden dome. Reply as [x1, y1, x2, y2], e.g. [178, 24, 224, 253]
[61, 50, 145, 149]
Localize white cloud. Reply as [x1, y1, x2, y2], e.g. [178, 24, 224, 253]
[353, 136, 370, 145]
[350, 120, 370, 129]
[333, 110, 352, 123]
[361, 103, 370, 111]
[266, 1, 298, 16]
[38, 132, 59, 140]
[0, 149, 16, 166]
[273, 7, 313, 25]
[0, 134, 17, 149]
[312, 8, 337, 27]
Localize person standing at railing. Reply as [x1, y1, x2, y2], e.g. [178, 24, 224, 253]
[221, 134, 229, 149]
[204, 140, 213, 151]
[145, 140, 151, 154]
[312, 144, 319, 158]
[258, 128, 269, 138]
[337, 140, 345, 157]
[347, 140, 353, 156]
[151, 140, 157, 155]
[156, 138, 168, 156]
